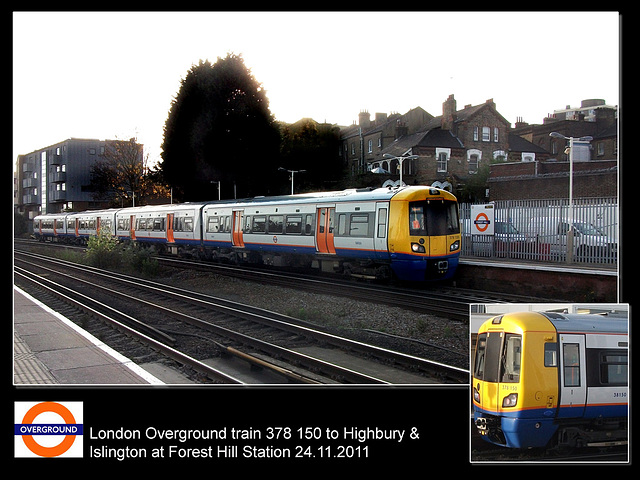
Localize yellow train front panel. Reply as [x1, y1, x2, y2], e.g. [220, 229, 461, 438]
[387, 187, 460, 281]
[472, 312, 559, 448]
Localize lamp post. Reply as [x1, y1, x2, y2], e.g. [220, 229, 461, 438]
[383, 153, 419, 187]
[210, 180, 221, 200]
[549, 132, 593, 263]
[279, 167, 306, 195]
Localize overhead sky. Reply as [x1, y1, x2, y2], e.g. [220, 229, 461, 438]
[13, 11, 620, 168]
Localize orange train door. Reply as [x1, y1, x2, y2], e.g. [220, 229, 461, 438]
[232, 210, 245, 247]
[316, 207, 336, 254]
[167, 213, 175, 243]
[129, 215, 136, 240]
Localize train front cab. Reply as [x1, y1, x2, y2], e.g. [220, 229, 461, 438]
[472, 312, 559, 448]
[388, 187, 460, 281]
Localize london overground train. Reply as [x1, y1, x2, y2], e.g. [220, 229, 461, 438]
[33, 186, 462, 282]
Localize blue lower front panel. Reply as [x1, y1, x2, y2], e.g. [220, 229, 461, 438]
[391, 254, 459, 281]
[474, 408, 558, 449]
[500, 416, 558, 449]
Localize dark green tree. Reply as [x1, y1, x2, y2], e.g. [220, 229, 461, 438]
[160, 54, 281, 201]
[279, 119, 345, 193]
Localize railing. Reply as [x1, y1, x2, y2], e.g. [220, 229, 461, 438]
[460, 197, 618, 265]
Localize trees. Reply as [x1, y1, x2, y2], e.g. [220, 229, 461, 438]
[279, 119, 345, 193]
[90, 137, 147, 206]
[160, 54, 281, 201]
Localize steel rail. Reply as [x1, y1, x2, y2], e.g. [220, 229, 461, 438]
[13, 267, 244, 384]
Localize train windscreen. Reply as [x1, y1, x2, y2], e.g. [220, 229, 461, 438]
[409, 201, 460, 236]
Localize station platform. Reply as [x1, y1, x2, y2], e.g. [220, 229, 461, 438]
[13, 286, 164, 385]
[456, 257, 618, 303]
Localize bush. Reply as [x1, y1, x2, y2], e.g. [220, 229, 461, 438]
[84, 229, 158, 277]
[121, 244, 159, 277]
[84, 228, 121, 269]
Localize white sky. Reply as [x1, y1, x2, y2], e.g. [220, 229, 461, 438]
[13, 11, 620, 168]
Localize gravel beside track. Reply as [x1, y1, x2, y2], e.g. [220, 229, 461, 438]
[156, 268, 470, 368]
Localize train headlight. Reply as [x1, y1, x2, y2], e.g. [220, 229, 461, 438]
[449, 240, 460, 251]
[502, 393, 518, 408]
[411, 243, 426, 253]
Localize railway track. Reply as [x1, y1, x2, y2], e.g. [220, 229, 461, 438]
[14, 250, 469, 384]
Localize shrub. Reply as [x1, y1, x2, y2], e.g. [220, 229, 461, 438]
[84, 228, 121, 269]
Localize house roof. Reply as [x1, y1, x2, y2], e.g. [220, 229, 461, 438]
[507, 133, 549, 153]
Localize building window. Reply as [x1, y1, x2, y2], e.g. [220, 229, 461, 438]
[597, 142, 605, 156]
[368, 139, 373, 153]
[473, 126, 479, 141]
[493, 127, 499, 142]
[469, 154, 479, 173]
[436, 148, 450, 173]
[437, 152, 447, 172]
[482, 127, 490, 142]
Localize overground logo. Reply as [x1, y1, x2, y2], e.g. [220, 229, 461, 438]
[14, 402, 83, 458]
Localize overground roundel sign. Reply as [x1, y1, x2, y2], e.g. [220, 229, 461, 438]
[474, 212, 490, 232]
[15, 402, 83, 458]
[470, 204, 495, 235]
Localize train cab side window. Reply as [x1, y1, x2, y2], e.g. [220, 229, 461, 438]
[473, 333, 487, 379]
[377, 208, 387, 238]
[544, 343, 558, 367]
[501, 334, 521, 383]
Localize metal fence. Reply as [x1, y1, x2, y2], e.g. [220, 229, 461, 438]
[459, 197, 618, 265]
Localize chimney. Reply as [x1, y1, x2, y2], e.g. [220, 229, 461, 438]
[358, 110, 371, 129]
[374, 112, 387, 125]
[442, 94, 456, 130]
[514, 116, 529, 129]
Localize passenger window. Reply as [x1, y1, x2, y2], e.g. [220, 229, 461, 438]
[252, 216, 266, 233]
[268, 215, 283, 234]
[600, 351, 627, 386]
[349, 214, 370, 237]
[305, 214, 313, 235]
[207, 216, 220, 233]
[338, 214, 346, 236]
[285, 216, 302, 234]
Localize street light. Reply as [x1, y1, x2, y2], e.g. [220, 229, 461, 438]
[549, 132, 593, 263]
[279, 167, 306, 195]
[383, 153, 419, 186]
[210, 180, 221, 200]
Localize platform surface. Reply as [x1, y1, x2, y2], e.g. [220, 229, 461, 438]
[13, 286, 163, 385]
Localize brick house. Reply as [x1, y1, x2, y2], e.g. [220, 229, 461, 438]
[340, 107, 433, 176]
[365, 95, 516, 196]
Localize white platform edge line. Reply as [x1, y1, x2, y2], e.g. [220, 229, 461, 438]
[13, 285, 165, 385]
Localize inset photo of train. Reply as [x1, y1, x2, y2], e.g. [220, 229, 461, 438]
[470, 303, 629, 462]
